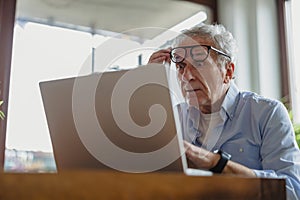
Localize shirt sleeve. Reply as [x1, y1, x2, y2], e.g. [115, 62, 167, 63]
[253, 102, 300, 200]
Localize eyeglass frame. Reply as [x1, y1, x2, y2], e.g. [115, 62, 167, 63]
[169, 44, 232, 64]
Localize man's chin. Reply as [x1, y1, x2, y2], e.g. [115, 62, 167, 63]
[186, 98, 200, 109]
[186, 98, 210, 110]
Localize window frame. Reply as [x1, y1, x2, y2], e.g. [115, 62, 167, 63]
[0, 0, 16, 171]
[277, 0, 291, 106]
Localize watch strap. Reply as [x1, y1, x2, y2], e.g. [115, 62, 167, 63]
[209, 150, 231, 173]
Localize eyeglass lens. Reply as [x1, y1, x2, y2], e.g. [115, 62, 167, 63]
[171, 45, 209, 63]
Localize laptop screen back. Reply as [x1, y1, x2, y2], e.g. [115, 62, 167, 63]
[40, 64, 186, 173]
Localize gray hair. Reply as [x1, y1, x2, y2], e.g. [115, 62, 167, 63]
[174, 24, 238, 65]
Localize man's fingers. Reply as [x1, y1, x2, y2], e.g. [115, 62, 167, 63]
[148, 49, 171, 64]
[183, 141, 192, 151]
[184, 141, 208, 159]
[150, 56, 167, 63]
[184, 141, 197, 159]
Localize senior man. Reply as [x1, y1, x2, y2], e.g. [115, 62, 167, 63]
[148, 24, 300, 199]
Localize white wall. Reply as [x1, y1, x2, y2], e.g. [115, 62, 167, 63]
[218, 0, 281, 100]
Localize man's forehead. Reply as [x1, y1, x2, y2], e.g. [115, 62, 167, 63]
[175, 36, 213, 47]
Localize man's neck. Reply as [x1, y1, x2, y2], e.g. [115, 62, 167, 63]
[199, 87, 229, 114]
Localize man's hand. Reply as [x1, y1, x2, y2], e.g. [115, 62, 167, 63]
[184, 141, 256, 176]
[148, 48, 171, 65]
[184, 141, 220, 170]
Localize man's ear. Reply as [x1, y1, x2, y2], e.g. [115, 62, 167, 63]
[224, 62, 235, 83]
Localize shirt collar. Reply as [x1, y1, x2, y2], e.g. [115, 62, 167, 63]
[221, 82, 240, 121]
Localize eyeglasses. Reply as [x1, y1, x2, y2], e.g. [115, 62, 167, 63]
[170, 45, 231, 64]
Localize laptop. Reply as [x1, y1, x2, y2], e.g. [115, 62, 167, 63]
[39, 63, 212, 176]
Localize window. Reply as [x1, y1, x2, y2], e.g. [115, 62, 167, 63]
[284, 0, 300, 123]
[5, 1, 211, 172]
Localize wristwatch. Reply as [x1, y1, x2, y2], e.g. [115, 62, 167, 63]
[209, 149, 231, 173]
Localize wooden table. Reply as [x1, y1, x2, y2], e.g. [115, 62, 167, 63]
[0, 170, 286, 200]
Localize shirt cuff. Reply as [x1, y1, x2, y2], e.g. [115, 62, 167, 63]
[252, 169, 278, 178]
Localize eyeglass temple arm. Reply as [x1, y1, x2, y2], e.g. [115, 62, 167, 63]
[210, 46, 231, 61]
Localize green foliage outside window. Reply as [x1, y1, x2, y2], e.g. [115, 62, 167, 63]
[281, 97, 300, 147]
[287, 109, 300, 147]
[294, 124, 300, 148]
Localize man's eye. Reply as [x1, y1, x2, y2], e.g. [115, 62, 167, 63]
[176, 63, 186, 70]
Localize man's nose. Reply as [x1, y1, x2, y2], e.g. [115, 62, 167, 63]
[181, 61, 196, 82]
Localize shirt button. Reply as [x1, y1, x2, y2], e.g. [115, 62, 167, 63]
[239, 148, 244, 152]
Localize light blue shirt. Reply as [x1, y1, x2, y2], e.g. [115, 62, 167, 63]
[178, 83, 300, 200]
